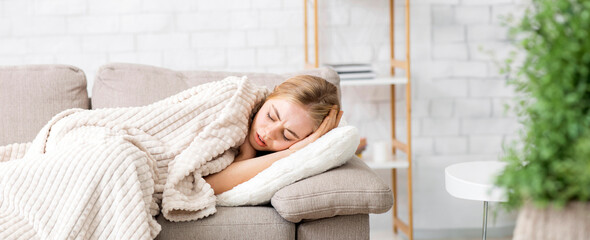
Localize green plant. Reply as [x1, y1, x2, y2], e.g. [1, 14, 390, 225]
[497, 0, 590, 209]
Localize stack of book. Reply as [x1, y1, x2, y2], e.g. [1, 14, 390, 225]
[324, 63, 377, 80]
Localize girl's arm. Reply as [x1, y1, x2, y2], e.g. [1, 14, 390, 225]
[204, 149, 293, 195]
[204, 107, 343, 195]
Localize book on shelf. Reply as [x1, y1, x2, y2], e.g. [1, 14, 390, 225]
[324, 63, 377, 80]
[324, 63, 372, 73]
[339, 71, 377, 80]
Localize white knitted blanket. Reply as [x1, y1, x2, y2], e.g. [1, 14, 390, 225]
[0, 76, 268, 239]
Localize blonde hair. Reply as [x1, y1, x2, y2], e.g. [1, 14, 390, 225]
[266, 75, 340, 129]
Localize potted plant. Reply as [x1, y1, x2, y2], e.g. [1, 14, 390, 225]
[496, 0, 590, 239]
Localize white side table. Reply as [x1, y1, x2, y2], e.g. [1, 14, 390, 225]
[445, 161, 508, 240]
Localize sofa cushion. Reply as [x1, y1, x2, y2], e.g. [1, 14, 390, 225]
[297, 214, 369, 240]
[0, 64, 89, 145]
[270, 156, 393, 223]
[155, 206, 295, 240]
[91, 63, 340, 109]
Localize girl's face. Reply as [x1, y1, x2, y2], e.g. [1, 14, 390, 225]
[248, 98, 315, 152]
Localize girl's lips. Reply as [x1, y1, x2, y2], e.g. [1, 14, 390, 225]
[255, 133, 267, 147]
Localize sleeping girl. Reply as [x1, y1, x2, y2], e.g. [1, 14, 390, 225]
[205, 75, 343, 194]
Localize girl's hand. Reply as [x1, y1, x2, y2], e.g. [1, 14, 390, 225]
[289, 106, 343, 152]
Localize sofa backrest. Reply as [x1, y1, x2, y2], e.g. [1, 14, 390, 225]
[0, 62, 340, 145]
[91, 63, 341, 109]
[0, 65, 89, 145]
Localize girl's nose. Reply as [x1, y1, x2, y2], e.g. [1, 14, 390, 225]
[264, 123, 281, 140]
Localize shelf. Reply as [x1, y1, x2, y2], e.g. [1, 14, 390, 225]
[303, 0, 413, 238]
[340, 76, 408, 86]
[363, 155, 409, 169]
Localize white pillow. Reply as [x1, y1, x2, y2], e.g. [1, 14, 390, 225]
[216, 125, 360, 206]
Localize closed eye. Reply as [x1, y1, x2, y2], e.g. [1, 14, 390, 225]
[283, 133, 291, 141]
[267, 109, 294, 141]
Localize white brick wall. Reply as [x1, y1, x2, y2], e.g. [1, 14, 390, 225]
[231, 11, 260, 29]
[246, 30, 276, 47]
[83, 35, 135, 52]
[423, 118, 461, 136]
[32, 0, 87, 15]
[462, 118, 519, 135]
[0, 38, 27, 55]
[433, 26, 465, 43]
[121, 14, 172, 33]
[469, 135, 504, 154]
[88, 0, 142, 14]
[191, 31, 246, 48]
[455, 6, 490, 24]
[455, 99, 491, 117]
[141, 0, 198, 13]
[0, 0, 524, 237]
[68, 16, 120, 34]
[13, 17, 67, 36]
[467, 24, 509, 41]
[196, 48, 227, 67]
[432, 5, 454, 25]
[452, 61, 488, 77]
[432, 43, 469, 60]
[227, 48, 256, 67]
[470, 79, 515, 97]
[137, 33, 191, 50]
[417, 79, 469, 99]
[430, 99, 454, 117]
[163, 50, 198, 69]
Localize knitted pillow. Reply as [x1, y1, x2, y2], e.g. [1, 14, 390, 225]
[215, 125, 359, 206]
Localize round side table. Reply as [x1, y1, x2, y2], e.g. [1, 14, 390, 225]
[445, 161, 508, 240]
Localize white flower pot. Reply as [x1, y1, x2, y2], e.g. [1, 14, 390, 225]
[513, 202, 590, 240]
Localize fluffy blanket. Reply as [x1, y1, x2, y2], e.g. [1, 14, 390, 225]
[0, 76, 268, 239]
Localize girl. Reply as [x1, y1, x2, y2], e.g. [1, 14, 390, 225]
[205, 75, 343, 194]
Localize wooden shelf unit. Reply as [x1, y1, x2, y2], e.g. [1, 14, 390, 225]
[303, 0, 413, 239]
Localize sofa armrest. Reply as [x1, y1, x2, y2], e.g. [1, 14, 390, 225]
[270, 156, 393, 223]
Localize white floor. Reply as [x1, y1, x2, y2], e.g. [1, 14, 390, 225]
[370, 230, 397, 240]
[370, 230, 512, 240]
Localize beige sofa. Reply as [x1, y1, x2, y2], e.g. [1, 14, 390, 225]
[0, 63, 393, 240]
